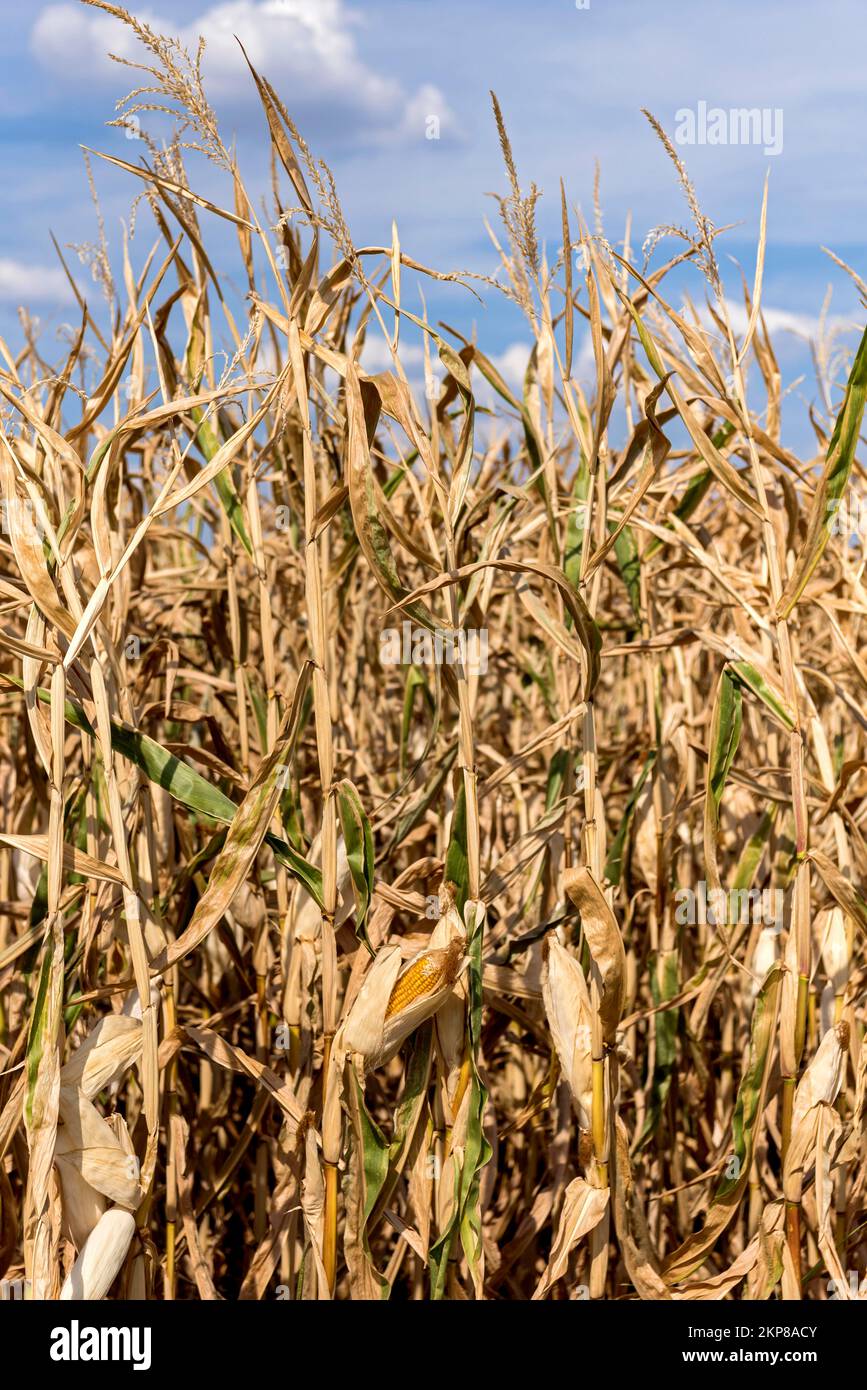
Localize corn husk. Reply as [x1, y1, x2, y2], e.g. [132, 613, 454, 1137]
[55, 1089, 143, 1210]
[432, 899, 472, 1111]
[779, 927, 800, 1078]
[342, 936, 467, 1073]
[55, 1162, 108, 1251]
[380, 939, 467, 1065]
[563, 866, 625, 1044]
[750, 927, 779, 999]
[60, 1016, 143, 1100]
[342, 945, 403, 1062]
[532, 1178, 609, 1299]
[541, 933, 593, 1129]
[59, 1207, 137, 1300]
[632, 784, 658, 895]
[814, 1106, 852, 1297]
[783, 1022, 848, 1202]
[819, 980, 836, 1034]
[818, 905, 849, 993]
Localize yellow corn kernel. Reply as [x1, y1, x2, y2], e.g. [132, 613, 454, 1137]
[384, 941, 461, 1019]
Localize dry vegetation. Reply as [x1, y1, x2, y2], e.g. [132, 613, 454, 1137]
[1, 3, 866, 1302]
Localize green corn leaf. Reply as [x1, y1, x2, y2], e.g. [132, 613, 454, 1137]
[729, 659, 795, 731]
[336, 778, 376, 954]
[3, 673, 324, 908]
[777, 322, 867, 618]
[444, 783, 469, 914]
[662, 962, 782, 1283]
[704, 667, 742, 895]
[604, 752, 656, 887]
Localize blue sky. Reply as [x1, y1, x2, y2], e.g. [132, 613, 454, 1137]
[3, 0, 866, 448]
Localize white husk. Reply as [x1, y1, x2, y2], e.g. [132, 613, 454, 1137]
[818, 906, 849, 993]
[60, 1016, 143, 1099]
[750, 927, 779, 998]
[55, 1089, 143, 1209]
[59, 1207, 136, 1300]
[342, 945, 403, 1060]
[541, 934, 593, 1130]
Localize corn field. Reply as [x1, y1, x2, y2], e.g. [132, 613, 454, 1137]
[1, 2, 866, 1304]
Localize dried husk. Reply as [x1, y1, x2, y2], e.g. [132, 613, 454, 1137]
[58, 1207, 137, 1301]
[541, 933, 594, 1130]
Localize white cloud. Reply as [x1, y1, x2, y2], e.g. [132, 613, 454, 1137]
[0, 259, 74, 304]
[491, 342, 531, 389]
[685, 299, 860, 347]
[726, 303, 859, 342]
[387, 83, 461, 147]
[359, 336, 532, 391]
[359, 337, 424, 373]
[31, 1, 458, 144]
